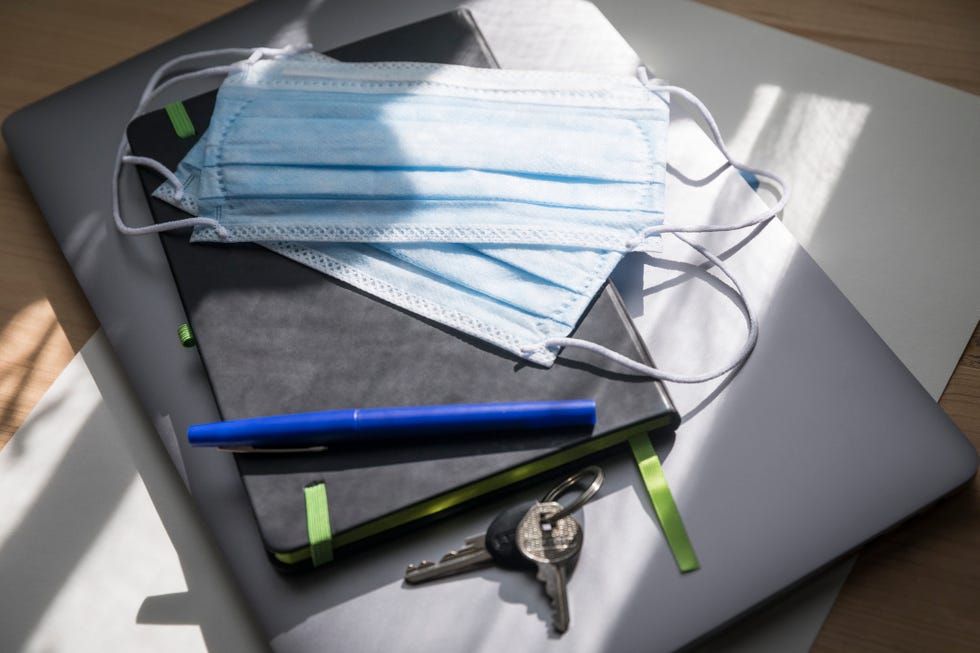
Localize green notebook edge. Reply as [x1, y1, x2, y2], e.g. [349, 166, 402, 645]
[277, 415, 675, 565]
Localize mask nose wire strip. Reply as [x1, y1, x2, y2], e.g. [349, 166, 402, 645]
[530, 232, 759, 384]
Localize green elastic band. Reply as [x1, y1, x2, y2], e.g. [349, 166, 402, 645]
[629, 434, 700, 572]
[275, 415, 676, 566]
[304, 483, 333, 567]
[177, 323, 196, 348]
[164, 101, 195, 139]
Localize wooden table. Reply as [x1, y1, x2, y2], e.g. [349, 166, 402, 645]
[1, 1, 976, 649]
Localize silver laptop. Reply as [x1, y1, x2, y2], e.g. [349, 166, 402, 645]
[4, 0, 975, 650]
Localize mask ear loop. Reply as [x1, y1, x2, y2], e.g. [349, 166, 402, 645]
[527, 234, 759, 383]
[525, 72, 788, 384]
[628, 69, 791, 242]
[112, 45, 311, 237]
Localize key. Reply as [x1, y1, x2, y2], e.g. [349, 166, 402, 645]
[405, 502, 535, 584]
[516, 501, 583, 634]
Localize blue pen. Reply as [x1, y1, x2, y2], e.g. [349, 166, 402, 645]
[188, 400, 597, 450]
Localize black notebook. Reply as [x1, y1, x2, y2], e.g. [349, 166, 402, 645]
[127, 10, 679, 570]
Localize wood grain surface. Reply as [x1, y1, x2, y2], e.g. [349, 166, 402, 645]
[0, 0, 250, 448]
[0, 1, 976, 650]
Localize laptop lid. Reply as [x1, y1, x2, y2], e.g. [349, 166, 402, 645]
[4, 0, 975, 650]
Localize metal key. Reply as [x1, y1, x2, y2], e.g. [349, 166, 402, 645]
[404, 502, 535, 584]
[516, 501, 583, 634]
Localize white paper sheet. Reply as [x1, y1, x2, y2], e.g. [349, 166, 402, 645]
[0, 332, 267, 653]
[597, 0, 980, 399]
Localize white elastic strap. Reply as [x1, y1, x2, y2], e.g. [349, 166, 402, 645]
[112, 63, 241, 236]
[139, 44, 312, 104]
[112, 141, 231, 236]
[122, 155, 185, 199]
[525, 233, 758, 383]
[627, 74, 790, 246]
[114, 45, 309, 237]
[139, 48, 257, 104]
[548, 71, 778, 383]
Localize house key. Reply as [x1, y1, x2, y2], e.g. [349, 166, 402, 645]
[405, 465, 602, 635]
[515, 500, 583, 633]
[404, 501, 535, 584]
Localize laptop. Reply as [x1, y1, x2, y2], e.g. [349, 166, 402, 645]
[4, 0, 975, 650]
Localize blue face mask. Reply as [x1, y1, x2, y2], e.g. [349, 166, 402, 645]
[115, 47, 788, 382]
[158, 52, 669, 251]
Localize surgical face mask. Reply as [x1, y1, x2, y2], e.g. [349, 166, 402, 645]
[114, 47, 788, 382]
[160, 53, 668, 251]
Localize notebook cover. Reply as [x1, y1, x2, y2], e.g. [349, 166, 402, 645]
[127, 10, 678, 569]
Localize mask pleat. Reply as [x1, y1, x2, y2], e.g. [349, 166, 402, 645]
[189, 199, 662, 250]
[213, 116, 655, 184]
[371, 242, 610, 320]
[268, 241, 583, 365]
[206, 166, 661, 210]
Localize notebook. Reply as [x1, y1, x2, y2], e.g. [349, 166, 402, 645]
[125, 10, 679, 569]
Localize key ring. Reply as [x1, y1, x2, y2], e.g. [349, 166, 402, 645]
[540, 465, 604, 524]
